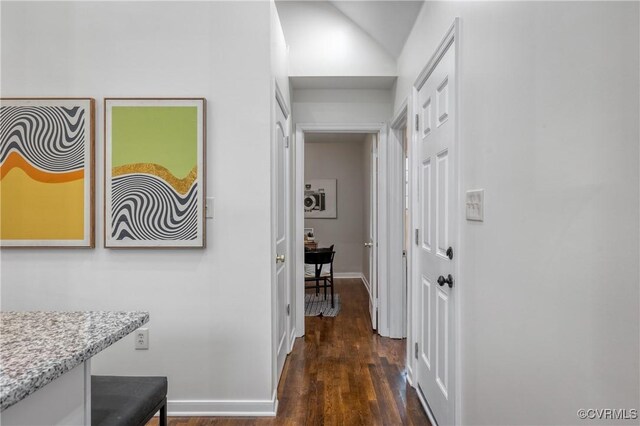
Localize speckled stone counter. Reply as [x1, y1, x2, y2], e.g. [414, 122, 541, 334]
[0, 311, 149, 411]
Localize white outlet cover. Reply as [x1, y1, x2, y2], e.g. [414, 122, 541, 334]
[205, 197, 214, 219]
[135, 328, 149, 350]
[466, 189, 484, 221]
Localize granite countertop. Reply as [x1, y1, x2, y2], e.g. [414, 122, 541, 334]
[0, 311, 149, 411]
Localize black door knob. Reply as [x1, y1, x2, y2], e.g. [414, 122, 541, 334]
[437, 274, 454, 288]
[446, 247, 453, 260]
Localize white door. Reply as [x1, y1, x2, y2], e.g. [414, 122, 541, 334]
[368, 138, 378, 330]
[274, 96, 289, 381]
[415, 41, 457, 425]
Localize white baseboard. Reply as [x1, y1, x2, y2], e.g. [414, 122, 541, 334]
[361, 273, 370, 293]
[288, 328, 296, 352]
[333, 272, 363, 279]
[166, 397, 277, 417]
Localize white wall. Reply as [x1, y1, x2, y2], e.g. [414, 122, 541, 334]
[293, 88, 393, 126]
[269, 0, 292, 396]
[304, 137, 366, 274]
[1, 1, 280, 414]
[271, 0, 290, 105]
[275, 1, 396, 77]
[396, 2, 640, 424]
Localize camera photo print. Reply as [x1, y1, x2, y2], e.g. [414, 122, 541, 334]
[304, 179, 337, 219]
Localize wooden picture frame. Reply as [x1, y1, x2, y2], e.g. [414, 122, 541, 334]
[0, 98, 95, 248]
[104, 98, 206, 248]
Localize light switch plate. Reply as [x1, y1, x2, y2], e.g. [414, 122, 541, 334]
[205, 197, 214, 219]
[466, 189, 484, 221]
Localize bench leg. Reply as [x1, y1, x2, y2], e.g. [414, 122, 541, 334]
[160, 398, 167, 426]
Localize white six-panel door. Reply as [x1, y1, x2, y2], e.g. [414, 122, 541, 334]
[275, 95, 290, 381]
[415, 40, 457, 426]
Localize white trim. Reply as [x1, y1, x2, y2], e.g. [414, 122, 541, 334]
[166, 397, 278, 417]
[453, 18, 464, 426]
[297, 123, 386, 133]
[275, 83, 290, 119]
[390, 98, 408, 130]
[288, 327, 297, 353]
[270, 78, 278, 399]
[357, 273, 375, 318]
[414, 19, 457, 91]
[408, 91, 418, 393]
[294, 126, 305, 337]
[406, 363, 414, 387]
[333, 272, 364, 279]
[388, 101, 409, 340]
[361, 273, 371, 294]
[295, 123, 388, 339]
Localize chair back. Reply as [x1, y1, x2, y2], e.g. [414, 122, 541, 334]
[304, 250, 334, 266]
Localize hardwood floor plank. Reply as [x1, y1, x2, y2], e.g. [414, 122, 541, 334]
[147, 279, 429, 425]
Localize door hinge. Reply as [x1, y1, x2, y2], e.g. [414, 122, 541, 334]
[415, 229, 419, 246]
[414, 342, 419, 359]
[415, 114, 419, 131]
[286, 304, 290, 316]
[285, 136, 290, 148]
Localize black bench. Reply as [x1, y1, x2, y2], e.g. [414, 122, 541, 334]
[91, 376, 167, 426]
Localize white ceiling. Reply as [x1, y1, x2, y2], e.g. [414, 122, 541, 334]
[275, 0, 424, 61]
[328, 1, 424, 57]
[305, 133, 369, 144]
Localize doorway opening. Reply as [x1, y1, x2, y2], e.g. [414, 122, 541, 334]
[301, 132, 376, 324]
[387, 103, 410, 341]
[273, 122, 430, 425]
[294, 124, 387, 337]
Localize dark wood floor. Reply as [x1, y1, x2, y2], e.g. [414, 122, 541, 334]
[148, 279, 430, 425]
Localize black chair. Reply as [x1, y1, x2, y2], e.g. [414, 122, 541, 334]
[92, 376, 167, 426]
[304, 247, 336, 308]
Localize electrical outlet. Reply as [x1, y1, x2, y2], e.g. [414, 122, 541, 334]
[135, 328, 149, 350]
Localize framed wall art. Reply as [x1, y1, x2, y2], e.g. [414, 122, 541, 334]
[304, 179, 337, 219]
[104, 98, 206, 248]
[0, 98, 95, 247]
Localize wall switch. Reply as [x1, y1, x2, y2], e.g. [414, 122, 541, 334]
[205, 197, 214, 219]
[135, 328, 149, 350]
[466, 189, 484, 221]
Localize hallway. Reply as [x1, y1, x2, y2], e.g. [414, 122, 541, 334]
[148, 279, 430, 425]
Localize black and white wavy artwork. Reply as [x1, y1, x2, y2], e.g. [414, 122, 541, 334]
[111, 174, 198, 241]
[0, 106, 85, 172]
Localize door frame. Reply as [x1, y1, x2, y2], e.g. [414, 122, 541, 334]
[388, 99, 409, 340]
[293, 123, 388, 337]
[408, 18, 462, 425]
[271, 80, 291, 398]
